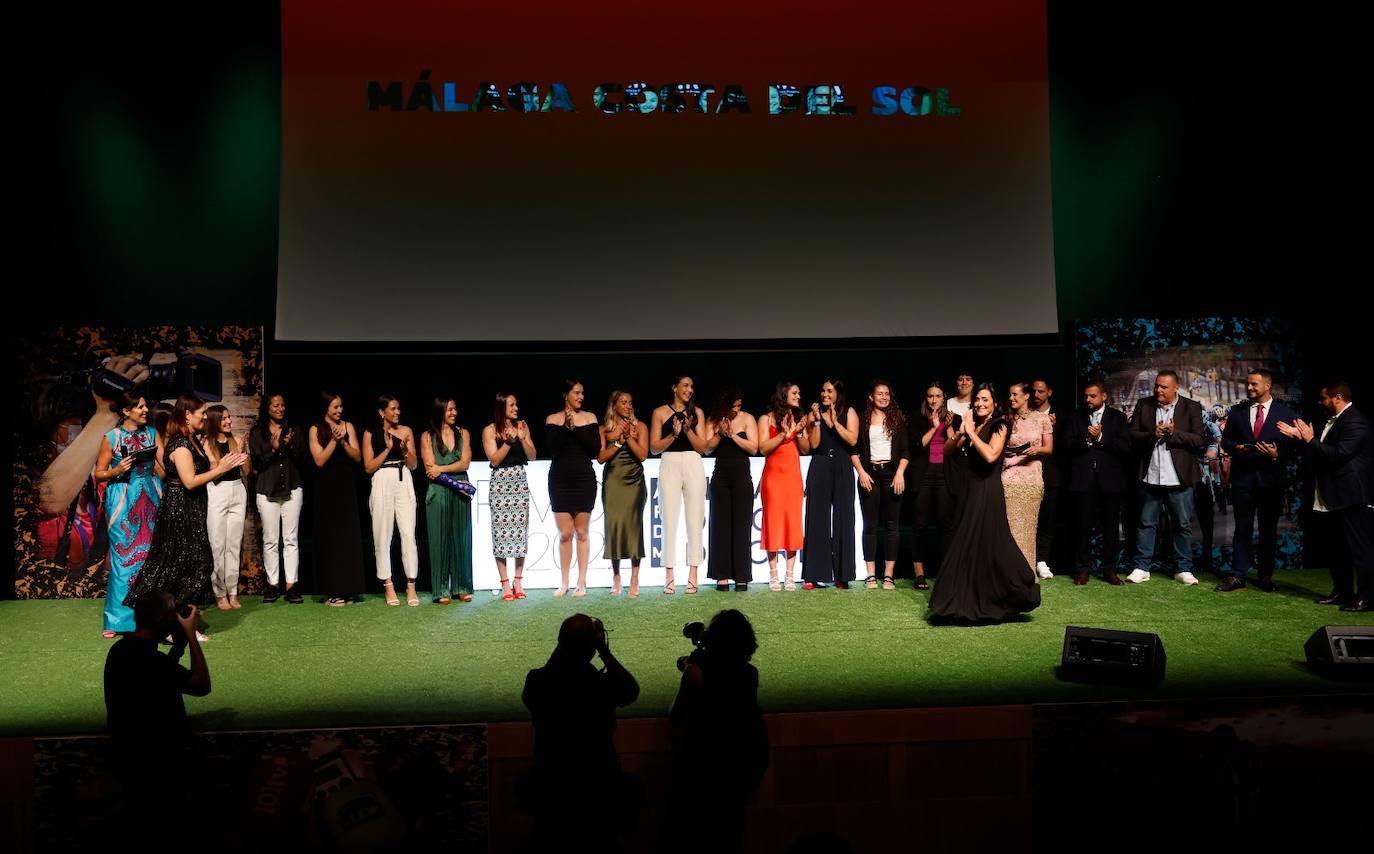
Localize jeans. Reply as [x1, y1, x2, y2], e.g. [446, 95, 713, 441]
[1134, 484, 1194, 573]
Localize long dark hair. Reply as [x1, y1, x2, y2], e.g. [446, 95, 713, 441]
[170, 393, 206, 442]
[820, 378, 848, 421]
[972, 382, 1007, 435]
[111, 389, 145, 419]
[920, 380, 948, 423]
[1005, 382, 1032, 430]
[710, 386, 744, 425]
[767, 381, 799, 424]
[151, 401, 175, 440]
[862, 379, 906, 437]
[492, 392, 516, 434]
[255, 392, 285, 440]
[204, 404, 230, 462]
[375, 394, 398, 444]
[430, 397, 457, 454]
[314, 391, 341, 445]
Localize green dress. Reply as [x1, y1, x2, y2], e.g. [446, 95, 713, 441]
[602, 441, 646, 561]
[426, 430, 472, 598]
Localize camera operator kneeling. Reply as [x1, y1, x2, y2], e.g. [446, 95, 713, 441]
[669, 609, 770, 854]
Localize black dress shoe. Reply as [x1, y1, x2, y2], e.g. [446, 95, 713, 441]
[1316, 593, 1354, 606]
[1340, 600, 1371, 612]
[1104, 574, 1124, 586]
[262, 585, 280, 604]
[285, 588, 304, 604]
[1215, 577, 1246, 593]
[1073, 574, 1089, 585]
[1254, 575, 1275, 592]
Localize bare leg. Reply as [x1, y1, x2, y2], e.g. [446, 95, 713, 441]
[610, 559, 622, 596]
[573, 512, 590, 596]
[784, 551, 798, 591]
[629, 560, 640, 597]
[554, 512, 574, 596]
[768, 552, 781, 591]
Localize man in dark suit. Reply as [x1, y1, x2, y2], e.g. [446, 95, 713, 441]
[1126, 370, 1205, 585]
[1278, 381, 1374, 611]
[1062, 379, 1132, 585]
[1216, 369, 1299, 592]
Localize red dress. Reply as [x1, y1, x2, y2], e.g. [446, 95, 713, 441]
[760, 424, 804, 551]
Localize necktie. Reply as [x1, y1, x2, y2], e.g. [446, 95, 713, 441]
[1253, 403, 1265, 439]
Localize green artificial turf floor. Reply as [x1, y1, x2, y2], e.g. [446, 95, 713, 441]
[2, 567, 1371, 736]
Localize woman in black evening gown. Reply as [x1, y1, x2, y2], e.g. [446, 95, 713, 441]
[125, 394, 247, 638]
[545, 380, 603, 598]
[706, 387, 759, 591]
[308, 391, 366, 606]
[927, 384, 1041, 623]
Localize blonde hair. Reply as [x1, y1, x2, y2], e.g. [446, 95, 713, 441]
[602, 390, 635, 432]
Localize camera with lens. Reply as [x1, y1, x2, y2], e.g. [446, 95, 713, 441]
[677, 620, 707, 672]
[60, 351, 223, 403]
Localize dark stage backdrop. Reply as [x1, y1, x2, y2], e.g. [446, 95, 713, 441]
[276, 0, 1057, 342]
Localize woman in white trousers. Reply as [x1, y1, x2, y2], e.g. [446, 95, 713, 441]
[650, 376, 710, 594]
[363, 395, 420, 606]
[204, 405, 251, 609]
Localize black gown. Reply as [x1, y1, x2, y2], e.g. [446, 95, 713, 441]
[546, 422, 599, 513]
[927, 420, 1041, 623]
[802, 417, 857, 583]
[125, 434, 212, 610]
[312, 428, 365, 599]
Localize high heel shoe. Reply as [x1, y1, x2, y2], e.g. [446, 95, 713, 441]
[784, 570, 796, 592]
[501, 579, 515, 602]
[663, 571, 676, 595]
[383, 579, 400, 606]
[769, 569, 782, 592]
[513, 575, 527, 599]
[406, 583, 419, 606]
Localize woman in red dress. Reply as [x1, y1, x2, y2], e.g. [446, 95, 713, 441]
[758, 381, 812, 591]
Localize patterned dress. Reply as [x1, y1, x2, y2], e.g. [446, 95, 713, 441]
[1002, 410, 1051, 570]
[490, 435, 530, 558]
[102, 425, 162, 632]
[125, 434, 212, 610]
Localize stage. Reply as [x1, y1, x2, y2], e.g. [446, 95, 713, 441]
[3, 567, 1371, 737]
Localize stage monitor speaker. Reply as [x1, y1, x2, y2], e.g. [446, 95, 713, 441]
[1060, 626, 1166, 684]
[1304, 625, 1374, 679]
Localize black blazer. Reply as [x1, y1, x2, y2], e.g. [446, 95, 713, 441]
[1303, 404, 1374, 511]
[852, 416, 910, 476]
[1220, 399, 1299, 489]
[1128, 395, 1205, 487]
[1062, 406, 1131, 494]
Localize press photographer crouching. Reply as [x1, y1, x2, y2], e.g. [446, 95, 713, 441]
[521, 613, 641, 849]
[103, 591, 211, 824]
[669, 609, 770, 854]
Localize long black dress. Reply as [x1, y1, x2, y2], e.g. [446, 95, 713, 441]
[546, 422, 599, 513]
[802, 416, 856, 583]
[312, 428, 365, 600]
[125, 434, 213, 609]
[708, 431, 754, 583]
[927, 420, 1041, 623]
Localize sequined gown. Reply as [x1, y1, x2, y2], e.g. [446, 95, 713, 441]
[1002, 410, 1051, 570]
[124, 434, 211, 610]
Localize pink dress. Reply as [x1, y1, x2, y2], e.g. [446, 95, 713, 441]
[1002, 411, 1051, 570]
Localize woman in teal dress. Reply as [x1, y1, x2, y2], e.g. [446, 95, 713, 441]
[421, 397, 474, 603]
[93, 391, 164, 637]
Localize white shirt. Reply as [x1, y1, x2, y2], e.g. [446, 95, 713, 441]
[868, 424, 892, 463]
[1250, 396, 1272, 432]
[948, 399, 971, 418]
[1144, 400, 1182, 486]
[1312, 402, 1348, 513]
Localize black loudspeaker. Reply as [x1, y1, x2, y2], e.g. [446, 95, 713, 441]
[1304, 625, 1374, 679]
[1060, 626, 1166, 684]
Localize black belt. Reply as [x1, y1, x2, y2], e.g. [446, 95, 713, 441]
[380, 460, 405, 480]
[871, 461, 892, 470]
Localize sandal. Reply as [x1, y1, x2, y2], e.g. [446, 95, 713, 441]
[383, 579, 400, 607]
[915, 575, 929, 590]
[784, 574, 796, 592]
[216, 597, 231, 611]
[327, 597, 349, 607]
[663, 572, 676, 595]
[864, 575, 878, 589]
[501, 579, 515, 602]
[436, 596, 452, 605]
[611, 574, 622, 597]
[736, 582, 748, 591]
[716, 581, 731, 592]
[572, 587, 587, 598]
[406, 583, 419, 606]
[102, 630, 118, 639]
[458, 593, 473, 603]
[882, 576, 896, 590]
[685, 582, 698, 595]
[769, 570, 782, 592]
[228, 596, 242, 609]
[513, 575, 527, 600]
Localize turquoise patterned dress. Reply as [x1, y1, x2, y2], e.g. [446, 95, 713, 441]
[102, 425, 162, 632]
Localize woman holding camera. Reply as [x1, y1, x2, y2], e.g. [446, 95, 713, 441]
[94, 391, 164, 637]
[670, 609, 769, 853]
[125, 394, 248, 639]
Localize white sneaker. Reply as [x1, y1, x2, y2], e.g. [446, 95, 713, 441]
[1175, 571, 1199, 586]
[1125, 569, 1151, 583]
[1036, 561, 1054, 579]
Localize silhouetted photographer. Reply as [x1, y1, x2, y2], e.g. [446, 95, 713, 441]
[669, 609, 769, 853]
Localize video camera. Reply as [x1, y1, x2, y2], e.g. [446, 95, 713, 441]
[63, 351, 223, 403]
[677, 620, 707, 672]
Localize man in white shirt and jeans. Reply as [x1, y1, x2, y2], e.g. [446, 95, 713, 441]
[1125, 370, 1206, 585]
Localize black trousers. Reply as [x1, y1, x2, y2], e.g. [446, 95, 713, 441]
[708, 462, 754, 582]
[1228, 481, 1283, 579]
[914, 462, 955, 572]
[802, 451, 856, 583]
[1316, 505, 1374, 600]
[1195, 479, 1215, 573]
[860, 466, 901, 564]
[1072, 482, 1123, 577]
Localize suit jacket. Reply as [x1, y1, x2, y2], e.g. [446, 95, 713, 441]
[1220, 399, 1299, 489]
[1062, 406, 1131, 494]
[1304, 404, 1374, 511]
[1129, 395, 1204, 487]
